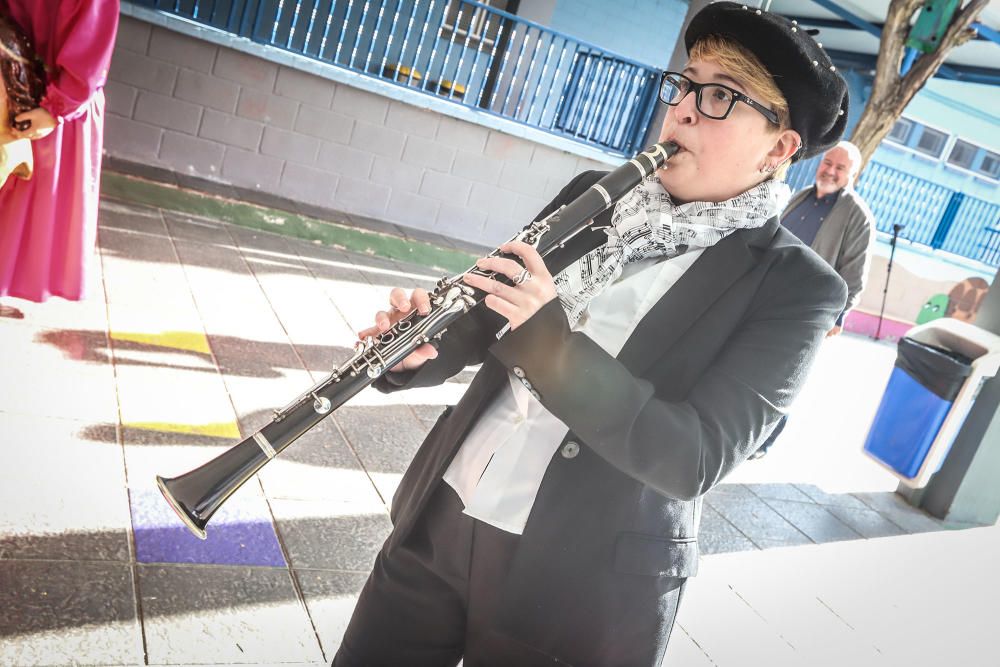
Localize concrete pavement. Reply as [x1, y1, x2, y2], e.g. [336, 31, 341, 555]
[1, 186, 996, 666]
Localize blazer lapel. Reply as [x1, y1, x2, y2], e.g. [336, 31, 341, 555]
[543, 206, 614, 277]
[616, 218, 779, 377]
[536, 166, 781, 379]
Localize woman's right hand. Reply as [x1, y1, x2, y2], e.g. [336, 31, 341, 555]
[12, 108, 57, 141]
[357, 287, 439, 373]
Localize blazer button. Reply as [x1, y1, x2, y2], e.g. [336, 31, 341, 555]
[513, 366, 526, 378]
[521, 378, 533, 390]
[560, 441, 580, 459]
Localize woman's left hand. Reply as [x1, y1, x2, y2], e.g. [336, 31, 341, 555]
[463, 240, 557, 331]
[13, 108, 58, 141]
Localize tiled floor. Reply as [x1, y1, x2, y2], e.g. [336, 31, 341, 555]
[1, 198, 995, 666]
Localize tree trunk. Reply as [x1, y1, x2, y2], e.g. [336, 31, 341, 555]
[849, 0, 988, 174]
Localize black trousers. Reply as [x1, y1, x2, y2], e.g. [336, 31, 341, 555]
[333, 482, 568, 666]
[333, 481, 683, 666]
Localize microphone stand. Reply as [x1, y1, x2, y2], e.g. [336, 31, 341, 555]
[874, 223, 905, 340]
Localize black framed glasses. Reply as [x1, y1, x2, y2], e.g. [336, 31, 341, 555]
[658, 71, 779, 125]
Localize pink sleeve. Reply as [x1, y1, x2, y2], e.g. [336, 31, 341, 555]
[41, 0, 120, 122]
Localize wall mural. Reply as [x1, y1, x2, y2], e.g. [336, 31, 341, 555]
[915, 277, 991, 325]
[916, 293, 950, 325]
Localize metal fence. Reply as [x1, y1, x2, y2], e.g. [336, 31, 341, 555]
[786, 158, 1000, 267]
[129, 0, 663, 155]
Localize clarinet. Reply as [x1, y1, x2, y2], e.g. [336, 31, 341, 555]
[156, 141, 679, 539]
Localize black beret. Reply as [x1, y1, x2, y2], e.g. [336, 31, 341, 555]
[684, 1, 849, 160]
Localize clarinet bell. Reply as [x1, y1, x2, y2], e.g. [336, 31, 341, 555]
[156, 474, 210, 540]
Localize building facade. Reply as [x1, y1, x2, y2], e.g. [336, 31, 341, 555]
[106, 1, 997, 268]
[105, 0, 685, 247]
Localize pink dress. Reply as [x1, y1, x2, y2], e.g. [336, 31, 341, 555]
[0, 0, 119, 302]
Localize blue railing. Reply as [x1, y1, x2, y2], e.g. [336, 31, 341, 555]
[786, 158, 1000, 266]
[129, 0, 663, 156]
[981, 228, 1000, 266]
[785, 153, 821, 193]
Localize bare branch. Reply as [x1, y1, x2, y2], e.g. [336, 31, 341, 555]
[939, 0, 989, 50]
[900, 0, 988, 103]
[848, 0, 990, 176]
[870, 0, 923, 101]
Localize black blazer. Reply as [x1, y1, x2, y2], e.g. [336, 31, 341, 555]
[377, 171, 847, 663]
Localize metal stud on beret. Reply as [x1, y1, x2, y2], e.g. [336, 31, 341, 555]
[684, 1, 849, 160]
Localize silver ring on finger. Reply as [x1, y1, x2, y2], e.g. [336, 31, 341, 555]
[513, 268, 532, 285]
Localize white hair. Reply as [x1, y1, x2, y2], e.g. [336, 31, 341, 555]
[833, 140, 862, 178]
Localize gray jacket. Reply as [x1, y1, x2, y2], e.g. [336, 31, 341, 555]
[784, 186, 876, 319]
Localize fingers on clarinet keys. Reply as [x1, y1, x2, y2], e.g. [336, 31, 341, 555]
[513, 269, 533, 286]
[360, 287, 430, 340]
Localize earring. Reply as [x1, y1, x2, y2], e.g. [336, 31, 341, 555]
[759, 163, 777, 174]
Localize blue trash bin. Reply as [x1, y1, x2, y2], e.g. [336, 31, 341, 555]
[864, 337, 972, 479]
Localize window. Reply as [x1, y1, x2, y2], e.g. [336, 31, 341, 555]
[915, 126, 948, 158]
[441, 0, 511, 49]
[947, 139, 978, 169]
[887, 118, 913, 145]
[979, 151, 1000, 179]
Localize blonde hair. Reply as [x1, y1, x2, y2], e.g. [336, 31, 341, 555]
[690, 35, 793, 179]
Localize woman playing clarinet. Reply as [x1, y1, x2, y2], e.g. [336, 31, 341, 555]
[336, 4, 850, 664]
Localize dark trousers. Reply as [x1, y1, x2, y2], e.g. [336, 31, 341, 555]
[333, 482, 570, 667]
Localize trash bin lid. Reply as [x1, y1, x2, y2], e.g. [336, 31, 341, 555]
[897, 337, 973, 401]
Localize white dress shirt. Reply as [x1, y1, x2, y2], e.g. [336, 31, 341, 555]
[443, 249, 704, 534]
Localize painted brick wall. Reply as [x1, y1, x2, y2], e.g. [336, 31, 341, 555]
[103, 16, 612, 247]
